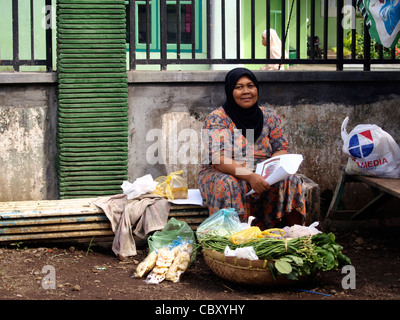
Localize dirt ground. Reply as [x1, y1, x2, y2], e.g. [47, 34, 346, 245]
[0, 219, 399, 307]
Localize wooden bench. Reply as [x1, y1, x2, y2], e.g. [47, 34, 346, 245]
[0, 175, 319, 244]
[325, 168, 400, 225]
[0, 198, 208, 244]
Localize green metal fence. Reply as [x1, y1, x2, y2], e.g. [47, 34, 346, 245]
[0, 0, 54, 71]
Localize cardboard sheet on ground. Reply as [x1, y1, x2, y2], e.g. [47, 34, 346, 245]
[168, 189, 204, 206]
[246, 154, 303, 196]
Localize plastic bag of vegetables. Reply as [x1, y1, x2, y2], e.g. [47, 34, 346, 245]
[196, 208, 243, 240]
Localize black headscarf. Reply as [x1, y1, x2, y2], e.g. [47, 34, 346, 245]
[222, 67, 264, 141]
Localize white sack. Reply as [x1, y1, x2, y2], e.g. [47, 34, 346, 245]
[341, 117, 400, 178]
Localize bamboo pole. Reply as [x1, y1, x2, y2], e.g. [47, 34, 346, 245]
[0, 221, 111, 235]
[0, 229, 115, 242]
[0, 214, 108, 227]
[0, 206, 103, 219]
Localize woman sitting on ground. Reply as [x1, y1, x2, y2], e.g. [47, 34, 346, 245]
[198, 67, 305, 228]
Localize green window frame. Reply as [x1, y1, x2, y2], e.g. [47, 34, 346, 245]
[133, 0, 202, 53]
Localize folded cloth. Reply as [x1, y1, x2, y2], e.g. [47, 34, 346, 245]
[93, 193, 171, 258]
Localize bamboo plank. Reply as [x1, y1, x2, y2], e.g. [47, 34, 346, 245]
[0, 198, 209, 243]
[0, 222, 111, 235]
[0, 199, 208, 217]
[0, 230, 115, 242]
[170, 217, 206, 225]
[169, 211, 208, 217]
[0, 197, 97, 208]
[0, 198, 102, 218]
[0, 207, 103, 219]
[0, 214, 108, 227]
[169, 203, 208, 211]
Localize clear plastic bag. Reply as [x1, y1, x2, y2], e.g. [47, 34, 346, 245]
[142, 236, 194, 284]
[153, 170, 188, 200]
[283, 221, 321, 239]
[165, 249, 191, 283]
[147, 218, 196, 263]
[196, 208, 243, 240]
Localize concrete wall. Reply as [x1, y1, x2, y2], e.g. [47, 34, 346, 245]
[128, 71, 400, 194]
[0, 73, 58, 201]
[1, 71, 399, 203]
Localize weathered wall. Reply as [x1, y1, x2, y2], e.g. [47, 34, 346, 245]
[1, 71, 399, 202]
[0, 74, 58, 201]
[128, 71, 400, 194]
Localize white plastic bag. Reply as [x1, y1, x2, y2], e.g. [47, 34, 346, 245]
[341, 117, 400, 178]
[224, 246, 259, 260]
[283, 222, 321, 239]
[357, 0, 400, 49]
[121, 174, 158, 200]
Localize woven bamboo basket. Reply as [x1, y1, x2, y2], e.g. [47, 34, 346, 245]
[203, 249, 308, 286]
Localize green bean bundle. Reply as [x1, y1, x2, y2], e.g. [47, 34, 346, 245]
[198, 234, 303, 260]
[199, 232, 352, 280]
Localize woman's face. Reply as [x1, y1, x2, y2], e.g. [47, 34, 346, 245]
[262, 35, 267, 46]
[232, 76, 258, 109]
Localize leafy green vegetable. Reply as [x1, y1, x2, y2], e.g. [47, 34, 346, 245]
[275, 260, 292, 274]
[198, 232, 351, 281]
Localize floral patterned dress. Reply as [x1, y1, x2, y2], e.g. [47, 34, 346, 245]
[198, 106, 306, 228]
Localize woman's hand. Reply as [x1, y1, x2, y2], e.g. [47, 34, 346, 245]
[214, 156, 270, 194]
[247, 172, 270, 195]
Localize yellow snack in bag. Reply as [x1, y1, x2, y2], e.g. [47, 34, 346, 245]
[154, 170, 188, 200]
[165, 250, 191, 283]
[134, 251, 158, 278]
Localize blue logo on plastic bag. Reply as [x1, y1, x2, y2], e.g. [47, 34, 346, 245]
[379, 0, 400, 36]
[348, 130, 374, 158]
